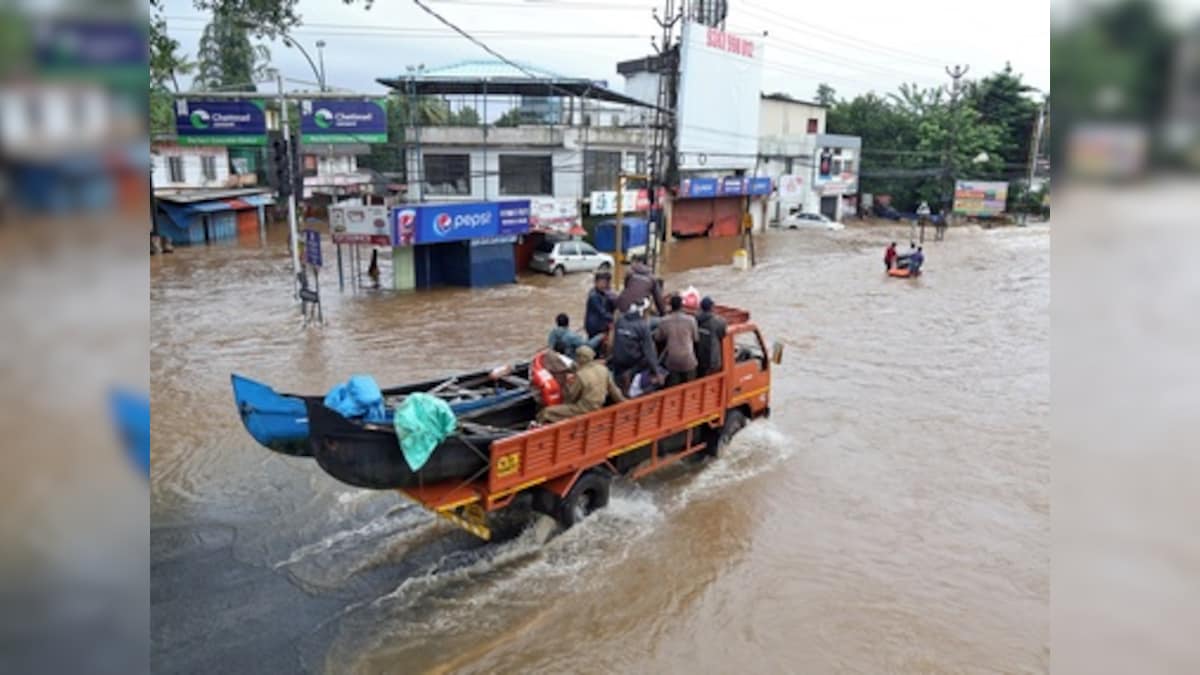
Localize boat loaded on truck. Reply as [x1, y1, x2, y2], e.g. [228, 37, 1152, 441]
[232, 304, 779, 539]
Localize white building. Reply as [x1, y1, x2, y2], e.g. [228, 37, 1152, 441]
[757, 93, 860, 223]
[380, 61, 654, 220]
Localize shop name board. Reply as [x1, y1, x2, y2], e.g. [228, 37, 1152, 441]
[300, 99, 388, 144]
[679, 176, 771, 198]
[706, 27, 755, 58]
[392, 200, 531, 246]
[175, 99, 266, 145]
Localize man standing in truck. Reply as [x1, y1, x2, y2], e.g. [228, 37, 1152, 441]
[654, 295, 700, 386]
[585, 271, 616, 340]
[615, 259, 666, 316]
[609, 301, 660, 393]
[695, 297, 727, 376]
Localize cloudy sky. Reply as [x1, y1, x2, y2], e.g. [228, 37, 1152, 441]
[162, 0, 1050, 100]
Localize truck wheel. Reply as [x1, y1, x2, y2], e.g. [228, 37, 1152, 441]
[558, 471, 611, 528]
[707, 409, 747, 459]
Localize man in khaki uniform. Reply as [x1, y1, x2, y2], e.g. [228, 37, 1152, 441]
[536, 346, 626, 424]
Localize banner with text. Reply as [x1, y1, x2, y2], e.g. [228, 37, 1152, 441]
[330, 204, 391, 245]
[392, 200, 531, 246]
[175, 99, 266, 146]
[953, 180, 1008, 216]
[300, 99, 388, 144]
[589, 190, 649, 215]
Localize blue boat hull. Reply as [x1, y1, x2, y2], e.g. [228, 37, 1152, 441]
[232, 374, 313, 456]
[232, 366, 533, 457]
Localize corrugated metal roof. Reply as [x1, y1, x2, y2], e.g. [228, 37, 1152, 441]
[415, 60, 570, 81]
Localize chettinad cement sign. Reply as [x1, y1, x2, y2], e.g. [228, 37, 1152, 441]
[299, 99, 388, 144]
[175, 99, 266, 145]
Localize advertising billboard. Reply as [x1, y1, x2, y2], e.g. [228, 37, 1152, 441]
[392, 200, 531, 246]
[676, 22, 764, 171]
[590, 190, 650, 215]
[953, 180, 1009, 216]
[175, 99, 266, 145]
[330, 204, 391, 245]
[529, 197, 581, 233]
[299, 99, 388, 144]
[813, 138, 861, 195]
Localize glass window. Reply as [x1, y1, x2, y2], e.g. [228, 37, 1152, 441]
[167, 156, 184, 182]
[806, 118, 819, 133]
[499, 155, 552, 195]
[535, 239, 557, 254]
[583, 150, 622, 194]
[578, 243, 597, 256]
[423, 154, 471, 196]
[560, 242, 580, 256]
[201, 155, 217, 181]
[733, 330, 766, 366]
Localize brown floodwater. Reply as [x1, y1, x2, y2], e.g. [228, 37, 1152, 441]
[151, 222, 1048, 674]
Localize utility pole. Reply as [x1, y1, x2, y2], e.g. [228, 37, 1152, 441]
[407, 64, 426, 203]
[1027, 97, 1045, 187]
[277, 72, 302, 294]
[316, 40, 327, 91]
[648, 0, 682, 276]
[943, 64, 969, 230]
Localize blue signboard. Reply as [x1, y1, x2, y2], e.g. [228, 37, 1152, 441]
[392, 201, 531, 246]
[35, 18, 147, 74]
[299, 99, 388, 144]
[679, 178, 718, 198]
[747, 177, 772, 195]
[720, 177, 745, 196]
[304, 229, 322, 267]
[175, 99, 266, 146]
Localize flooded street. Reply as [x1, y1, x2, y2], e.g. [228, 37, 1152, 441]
[151, 224, 1048, 673]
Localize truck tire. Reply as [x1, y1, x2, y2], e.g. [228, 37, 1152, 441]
[558, 471, 611, 528]
[706, 409, 747, 459]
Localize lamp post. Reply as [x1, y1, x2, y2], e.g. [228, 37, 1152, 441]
[282, 37, 325, 91]
[316, 40, 327, 92]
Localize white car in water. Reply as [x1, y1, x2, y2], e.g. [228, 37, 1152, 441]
[782, 210, 845, 231]
[530, 239, 614, 276]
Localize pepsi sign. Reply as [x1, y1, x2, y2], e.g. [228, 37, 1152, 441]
[392, 200, 530, 245]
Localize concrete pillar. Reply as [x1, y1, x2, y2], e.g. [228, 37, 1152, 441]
[392, 246, 415, 291]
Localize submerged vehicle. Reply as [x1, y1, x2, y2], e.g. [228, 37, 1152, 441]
[233, 305, 778, 537]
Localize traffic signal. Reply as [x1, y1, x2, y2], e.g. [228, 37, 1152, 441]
[270, 135, 291, 199]
[290, 132, 305, 200]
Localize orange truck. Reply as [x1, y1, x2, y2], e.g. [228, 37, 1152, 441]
[399, 305, 779, 539]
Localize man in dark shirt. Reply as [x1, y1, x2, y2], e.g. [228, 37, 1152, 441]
[694, 296, 727, 376]
[615, 260, 666, 316]
[608, 304, 660, 393]
[584, 272, 616, 339]
[653, 295, 699, 386]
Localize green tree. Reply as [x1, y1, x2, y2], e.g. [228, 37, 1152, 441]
[965, 64, 1039, 180]
[150, 3, 196, 135]
[815, 83, 837, 107]
[451, 106, 481, 126]
[494, 109, 522, 127]
[194, 7, 272, 90]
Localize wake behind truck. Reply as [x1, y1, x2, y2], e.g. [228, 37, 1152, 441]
[233, 305, 779, 539]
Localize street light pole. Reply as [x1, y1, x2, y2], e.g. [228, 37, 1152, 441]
[283, 36, 324, 91]
[316, 40, 327, 92]
[277, 71, 302, 297]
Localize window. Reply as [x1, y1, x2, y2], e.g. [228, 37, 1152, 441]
[535, 239, 558, 254]
[806, 118, 819, 133]
[499, 155, 552, 195]
[583, 150, 622, 194]
[423, 154, 471, 196]
[733, 330, 766, 368]
[578, 243, 597, 256]
[560, 242, 580, 256]
[201, 155, 217, 181]
[167, 156, 184, 183]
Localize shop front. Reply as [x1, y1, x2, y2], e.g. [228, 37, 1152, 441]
[671, 176, 772, 238]
[390, 200, 531, 290]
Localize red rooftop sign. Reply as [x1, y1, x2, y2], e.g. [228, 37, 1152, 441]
[706, 27, 755, 58]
